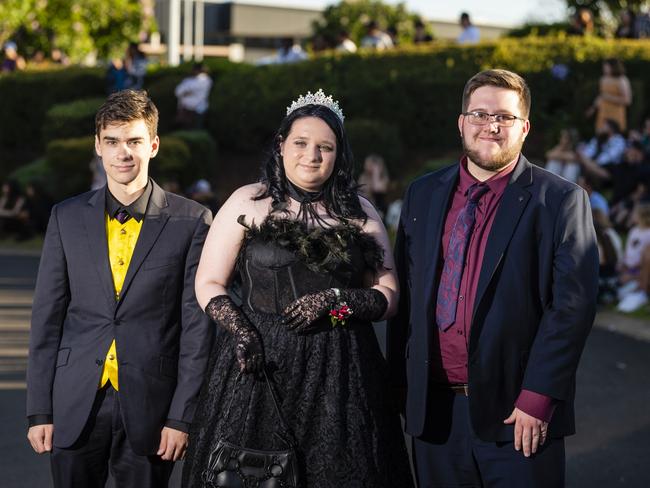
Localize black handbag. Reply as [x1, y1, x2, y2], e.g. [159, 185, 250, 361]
[201, 369, 300, 488]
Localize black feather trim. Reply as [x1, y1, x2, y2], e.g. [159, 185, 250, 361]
[237, 215, 385, 273]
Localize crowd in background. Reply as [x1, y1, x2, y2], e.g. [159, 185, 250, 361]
[544, 58, 650, 313]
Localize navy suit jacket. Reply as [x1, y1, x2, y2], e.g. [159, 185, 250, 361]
[26, 180, 214, 455]
[387, 156, 599, 441]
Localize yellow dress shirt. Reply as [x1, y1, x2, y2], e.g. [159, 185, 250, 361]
[99, 214, 143, 390]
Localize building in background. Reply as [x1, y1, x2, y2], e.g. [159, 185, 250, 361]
[146, 1, 509, 64]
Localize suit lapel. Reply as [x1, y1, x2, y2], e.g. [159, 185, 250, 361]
[83, 187, 116, 307]
[422, 167, 459, 319]
[469, 156, 533, 351]
[116, 181, 170, 309]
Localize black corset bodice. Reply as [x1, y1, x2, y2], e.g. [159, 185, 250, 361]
[236, 215, 384, 315]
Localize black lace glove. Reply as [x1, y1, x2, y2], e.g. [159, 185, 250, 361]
[205, 295, 264, 373]
[282, 288, 388, 333]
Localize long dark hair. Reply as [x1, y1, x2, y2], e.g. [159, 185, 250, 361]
[255, 103, 366, 223]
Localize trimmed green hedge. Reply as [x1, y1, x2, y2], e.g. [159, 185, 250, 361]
[151, 136, 192, 186]
[166, 130, 218, 181]
[44, 97, 105, 141]
[210, 37, 650, 159]
[0, 68, 104, 174]
[4, 37, 650, 192]
[0, 59, 238, 178]
[46, 137, 94, 198]
[345, 119, 403, 175]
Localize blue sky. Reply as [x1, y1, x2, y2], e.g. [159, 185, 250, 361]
[241, 0, 568, 27]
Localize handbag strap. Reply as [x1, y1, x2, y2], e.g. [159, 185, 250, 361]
[221, 368, 296, 448]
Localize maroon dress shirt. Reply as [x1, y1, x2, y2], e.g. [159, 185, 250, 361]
[433, 156, 555, 422]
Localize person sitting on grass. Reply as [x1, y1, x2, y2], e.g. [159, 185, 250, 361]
[617, 199, 650, 312]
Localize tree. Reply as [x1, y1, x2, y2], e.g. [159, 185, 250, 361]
[311, 0, 428, 48]
[0, 0, 149, 63]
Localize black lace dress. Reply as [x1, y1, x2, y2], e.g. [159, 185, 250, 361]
[182, 217, 414, 487]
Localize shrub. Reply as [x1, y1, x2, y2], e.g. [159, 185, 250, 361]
[45, 137, 95, 199]
[43, 97, 105, 142]
[210, 37, 650, 160]
[0, 68, 105, 171]
[150, 136, 192, 187]
[166, 130, 218, 183]
[9, 158, 54, 190]
[345, 119, 403, 175]
[146, 74, 187, 134]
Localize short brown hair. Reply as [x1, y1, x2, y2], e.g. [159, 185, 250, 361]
[462, 69, 531, 118]
[95, 89, 158, 139]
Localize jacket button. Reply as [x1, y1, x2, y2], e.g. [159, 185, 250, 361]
[114, 319, 121, 326]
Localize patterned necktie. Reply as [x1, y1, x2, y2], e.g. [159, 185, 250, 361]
[115, 209, 131, 224]
[435, 183, 489, 331]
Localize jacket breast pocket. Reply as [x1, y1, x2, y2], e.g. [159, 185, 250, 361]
[56, 348, 71, 368]
[143, 256, 181, 270]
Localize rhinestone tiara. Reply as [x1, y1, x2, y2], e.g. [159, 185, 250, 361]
[286, 89, 345, 122]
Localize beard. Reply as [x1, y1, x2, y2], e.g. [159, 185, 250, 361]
[462, 133, 524, 172]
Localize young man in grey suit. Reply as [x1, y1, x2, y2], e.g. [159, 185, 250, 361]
[26, 89, 214, 487]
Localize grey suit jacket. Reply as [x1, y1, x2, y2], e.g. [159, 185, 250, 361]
[26, 180, 214, 455]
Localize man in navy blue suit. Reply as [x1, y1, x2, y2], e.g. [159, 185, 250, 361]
[388, 69, 598, 487]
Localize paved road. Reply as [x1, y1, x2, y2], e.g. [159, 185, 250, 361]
[1, 252, 649, 487]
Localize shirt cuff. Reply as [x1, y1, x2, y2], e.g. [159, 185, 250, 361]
[165, 419, 190, 433]
[28, 414, 53, 427]
[514, 390, 556, 423]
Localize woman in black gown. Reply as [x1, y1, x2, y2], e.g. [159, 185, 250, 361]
[182, 90, 413, 487]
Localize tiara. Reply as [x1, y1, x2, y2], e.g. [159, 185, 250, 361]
[286, 89, 345, 122]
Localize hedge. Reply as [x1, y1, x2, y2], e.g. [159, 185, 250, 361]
[0, 68, 104, 176]
[210, 37, 650, 159]
[4, 37, 650, 186]
[345, 119, 403, 175]
[45, 136, 95, 199]
[166, 130, 218, 182]
[0, 58, 239, 178]
[44, 97, 105, 142]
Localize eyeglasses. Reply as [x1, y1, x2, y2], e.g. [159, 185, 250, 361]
[462, 111, 526, 127]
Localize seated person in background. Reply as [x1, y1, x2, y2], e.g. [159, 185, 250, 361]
[361, 21, 394, 50]
[546, 128, 580, 182]
[336, 31, 357, 53]
[457, 12, 480, 44]
[358, 154, 390, 217]
[578, 174, 609, 216]
[593, 208, 622, 305]
[0, 180, 27, 237]
[577, 118, 627, 180]
[187, 179, 220, 217]
[636, 117, 650, 157]
[617, 199, 650, 311]
[606, 141, 650, 231]
[413, 20, 433, 44]
[174, 63, 213, 129]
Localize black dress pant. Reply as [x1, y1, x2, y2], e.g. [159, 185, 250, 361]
[413, 392, 565, 488]
[50, 386, 174, 488]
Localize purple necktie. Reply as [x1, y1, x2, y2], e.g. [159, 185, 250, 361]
[435, 183, 489, 331]
[115, 210, 131, 224]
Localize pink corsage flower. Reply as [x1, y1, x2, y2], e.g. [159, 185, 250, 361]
[330, 303, 353, 327]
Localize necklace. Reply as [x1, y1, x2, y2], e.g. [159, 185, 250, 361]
[285, 180, 330, 227]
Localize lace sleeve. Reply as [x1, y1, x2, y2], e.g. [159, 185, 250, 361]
[205, 295, 264, 373]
